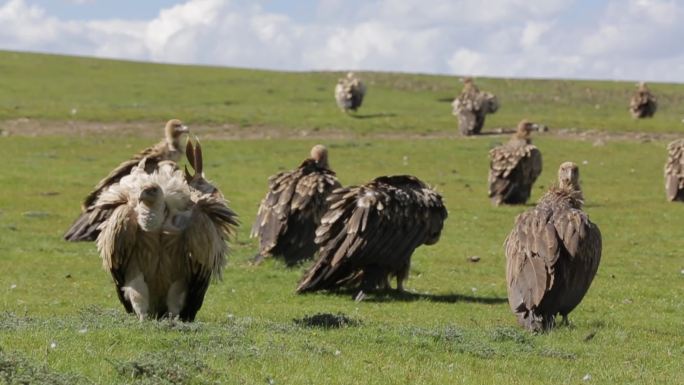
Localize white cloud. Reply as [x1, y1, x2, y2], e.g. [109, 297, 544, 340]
[1, 0, 683, 82]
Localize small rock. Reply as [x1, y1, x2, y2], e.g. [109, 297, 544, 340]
[50, 341, 57, 349]
[582, 160, 589, 165]
[583, 374, 591, 381]
[10, 284, 17, 290]
[468, 256, 481, 263]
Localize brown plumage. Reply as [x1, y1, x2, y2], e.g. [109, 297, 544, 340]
[664, 139, 684, 201]
[296, 175, 447, 299]
[96, 137, 237, 321]
[335, 72, 367, 112]
[251, 145, 341, 266]
[64, 119, 189, 242]
[488, 120, 543, 205]
[505, 162, 601, 332]
[452, 78, 498, 135]
[629, 82, 657, 118]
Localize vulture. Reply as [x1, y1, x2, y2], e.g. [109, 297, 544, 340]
[64, 119, 189, 242]
[488, 120, 543, 206]
[452, 77, 499, 135]
[505, 162, 602, 332]
[95, 138, 237, 321]
[335, 72, 367, 112]
[629, 82, 657, 119]
[296, 175, 447, 300]
[251, 145, 341, 266]
[664, 139, 684, 201]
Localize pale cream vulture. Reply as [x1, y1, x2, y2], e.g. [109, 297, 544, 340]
[95, 138, 237, 321]
[665, 139, 684, 201]
[488, 120, 543, 205]
[335, 72, 367, 112]
[64, 119, 189, 241]
[251, 145, 341, 266]
[505, 162, 601, 331]
[296, 175, 447, 300]
[629, 82, 657, 118]
[452, 77, 499, 135]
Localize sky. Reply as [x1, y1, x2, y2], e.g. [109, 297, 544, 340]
[2, 0, 684, 82]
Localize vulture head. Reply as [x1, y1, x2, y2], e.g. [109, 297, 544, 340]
[310, 144, 330, 169]
[637, 81, 649, 92]
[514, 119, 534, 141]
[165, 119, 190, 144]
[558, 162, 580, 191]
[136, 182, 165, 232]
[139, 183, 163, 207]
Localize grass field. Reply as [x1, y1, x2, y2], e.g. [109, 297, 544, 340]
[0, 51, 682, 384]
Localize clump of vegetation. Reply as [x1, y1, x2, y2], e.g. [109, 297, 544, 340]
[110, 351, 208, 385]
[0, 348, 90, 385]
[293, 313, 361, 329]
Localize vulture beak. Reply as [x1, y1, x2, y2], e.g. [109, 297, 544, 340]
[179, 125, 189, 134]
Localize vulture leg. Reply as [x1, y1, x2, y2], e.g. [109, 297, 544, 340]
[250, 253, 266, 266]
[166, 280, 188, 318]
[122, 267, 149, 321]
[396, 261, 410, 292]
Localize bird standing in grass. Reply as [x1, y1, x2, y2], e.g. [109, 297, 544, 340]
[251, 145, 341, 266]
[335, 72, 366, 112]
[96, 138, 237, 321]
[64, 119, 189, 241]
[505, 162, 601, 332]
[665, 139, 684, 201]
[629, 82, 657, 118]
[452, 77, 498, 135]
[488, 120, 543, 206]
[296, 175, 447, 300]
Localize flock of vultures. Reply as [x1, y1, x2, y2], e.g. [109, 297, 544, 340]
[62, 74, 676, 332]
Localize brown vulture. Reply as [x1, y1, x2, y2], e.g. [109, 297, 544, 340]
[296, 175, 447, 300]
[665, 139, 684, 201]
[452, 77, 499, 135]
[505, 162, 602, 331]
[95, 138, 237, 321]
[64, 119, 189, 241]
[335, 72, 367, 112]
[251, 145, 341, 266]
[629, 82, 657, 118]
[488, 120, 543, 205]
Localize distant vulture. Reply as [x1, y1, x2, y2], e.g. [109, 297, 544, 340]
[505, 162, 602, 331]
[251, 145, 341, 266]
[629, 82, 657, 118]
[64, 119, 189, 241]
[335, 72, 367, 112]
[488, 120, 543, 205]
[296, 175, 447, 300]
[452, 77, 499, 135]
[665, 139, 684, 201]
[96, 138, 237, 321]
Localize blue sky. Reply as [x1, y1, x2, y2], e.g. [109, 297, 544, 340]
[2, 0, 683, 82]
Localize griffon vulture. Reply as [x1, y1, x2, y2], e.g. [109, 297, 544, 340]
[296, 175, 447, 300]
[505, 162, 602, 331]
[665, 139, 684, 201]
[488, 120, 543, 205]
[251, 145, 341, 266]
[629, 82, 657, 119]
[335, 72, 366, 112]
[96, 138, 237, 321]
[452, 77, 499, 135]
[64, 119, 189, 242]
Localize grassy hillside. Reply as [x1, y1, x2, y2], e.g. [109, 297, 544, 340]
[1, 50, 684, 134]
[0, 136, 682, 384]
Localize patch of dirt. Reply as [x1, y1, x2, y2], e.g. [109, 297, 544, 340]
[0, 118, 680, 143]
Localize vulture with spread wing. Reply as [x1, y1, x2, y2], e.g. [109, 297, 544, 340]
[296, 175, 447, 299]
[452, 77, 499, 135]
[64, 119, 189, 242]
[251, 145, 341, 266]
[489, 120, 543, 206]
[629, 82, 657, 119]
[665, 139, 684, 201]
[335, 72, 367, 112]
[96, 138, 237, 321]
[505, 162, 601, 332]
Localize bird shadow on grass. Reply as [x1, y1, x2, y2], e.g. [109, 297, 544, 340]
[320, 289, 507, 305]
[349, 112, 396, 119]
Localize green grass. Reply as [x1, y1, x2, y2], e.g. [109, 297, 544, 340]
[0, 136, 682, 384]
[2, 50, 684, 134]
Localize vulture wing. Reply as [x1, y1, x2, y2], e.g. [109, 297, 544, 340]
[297, 175, 447, 293]
[251, 160, 341, 264]
[489, 143, 541, 204]
[178, 193, 238, 321]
